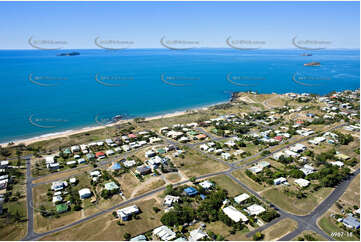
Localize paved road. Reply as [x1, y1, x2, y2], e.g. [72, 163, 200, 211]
[22, 122, 353, 241]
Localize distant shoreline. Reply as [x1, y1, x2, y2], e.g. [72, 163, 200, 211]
[0, 100, 228, 147]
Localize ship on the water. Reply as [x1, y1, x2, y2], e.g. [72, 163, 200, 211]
[304, 62, 320, 66]
[301, 53, 312, 56]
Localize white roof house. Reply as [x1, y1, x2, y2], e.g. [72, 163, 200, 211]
[274, 177, 287, 185]
[153, 226, 176, 241]
[79, 188, 92, 199]
[163, 195, 180, 207]
[51, 181, 67, 191]
[223, 206, 248, 222]
[246, 204, 266, 216]
[117, 205, 140, 220]
[122, 145, 131, 152]
[71, 145, 80, 153]
[330, 161, 344, 167]
[188, 228, 208, 241]
[294, 178, 310, 188]
[221, 152, 231, 160]
[45, 155, 55, 164]
[123, 160, 136, 168]
[90, 170, 101, 177]
[200, 144, 209, 151]
[52, 195, 63, 203]
[106, 150, 115, 156]
[289, 144, 307, 153]
[199, 180, 214, 190]
[69, 177, 77, 184]
[234, 193, 250, 204]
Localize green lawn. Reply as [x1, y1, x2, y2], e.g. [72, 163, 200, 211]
[318, 215, 360, 241]
[262, 187, 333, 215]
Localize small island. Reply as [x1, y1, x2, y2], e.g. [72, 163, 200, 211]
[57, 52, 80, 56]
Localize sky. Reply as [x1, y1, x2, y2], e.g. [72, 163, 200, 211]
[0, 1, 359, 49]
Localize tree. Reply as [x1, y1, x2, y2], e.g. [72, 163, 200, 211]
[253, 232, 264, 241]
[124, 233, 131, 240]
[153, 207, 160, 213]
[189, 177, 197, 184]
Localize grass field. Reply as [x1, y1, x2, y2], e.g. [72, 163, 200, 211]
[262, 187, 333, 215]
[261, 218, 298, 241]
[318, 214, 359, 241]
[292, 230, 327, 241]
[39, 198, 162, 241]
[0, 200, 27, 241]
[210, 175, 246, 197]
[205, 220, 250, 241]
[132, 178, 166, 197]
[173, 149, 228, 177]
[231, 170, 266, 192]
[164, 172, 182, 183]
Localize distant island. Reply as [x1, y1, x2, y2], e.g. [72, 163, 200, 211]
[304, 62, 320, 66]
[57, 52, 80, 56]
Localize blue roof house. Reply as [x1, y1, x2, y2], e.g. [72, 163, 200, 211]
[342, 215, 360, 229]
[184, 187, 198, 196]
[110, 162, 122, 171]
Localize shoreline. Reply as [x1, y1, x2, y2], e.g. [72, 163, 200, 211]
[0, 100, 227, 147]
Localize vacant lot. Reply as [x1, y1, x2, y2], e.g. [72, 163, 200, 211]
[262, 187, 333, 215]
[210, 175, 246, 197]
[205, 220, 251, 241]
[173, 149, 228, 177]
[115, 173, 141, 198]
[39, 198, 162, 241]
[0, 200, 27, 241]
[292, 230, 327, 241]
[132, 178, 166, 197]
[231, 170, 266, 192]
[261, 218, 298, 241]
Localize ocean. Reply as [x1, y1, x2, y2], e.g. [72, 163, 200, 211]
[0, 49, 359, 143]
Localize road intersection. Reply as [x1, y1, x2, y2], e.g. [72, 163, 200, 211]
[22, 122, 357, 241]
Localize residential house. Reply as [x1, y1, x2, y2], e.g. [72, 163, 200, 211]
[117, 205, 140, 221]
[234, 193, 250, 204]
[246, 204, 266, 216]
[223, 206, 248, 222]
[153, 225, 176, 241]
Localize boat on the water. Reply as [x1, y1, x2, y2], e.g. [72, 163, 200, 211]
[301, 53, 312, 56]
[304, 62, 320, 66]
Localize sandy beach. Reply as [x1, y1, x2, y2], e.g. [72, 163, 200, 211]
[0, 106, 215, 147]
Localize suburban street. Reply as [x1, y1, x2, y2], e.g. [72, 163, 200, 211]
[22, 122, 357, 241]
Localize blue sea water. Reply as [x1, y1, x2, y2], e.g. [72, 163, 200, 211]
[0, 49, 359, 143]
